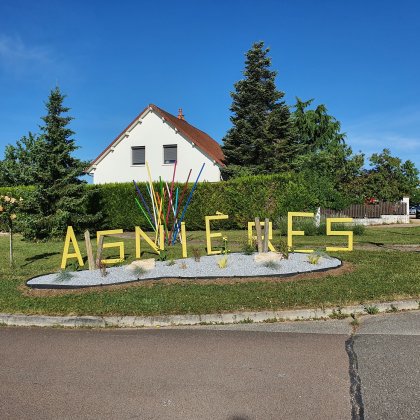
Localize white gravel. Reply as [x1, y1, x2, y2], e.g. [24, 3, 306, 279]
[26, 252, 341, 289]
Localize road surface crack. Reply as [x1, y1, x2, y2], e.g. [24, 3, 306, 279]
[345, 336, 365, 420]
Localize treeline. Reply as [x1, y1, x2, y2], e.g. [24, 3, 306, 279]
[221, 42, 419, 202]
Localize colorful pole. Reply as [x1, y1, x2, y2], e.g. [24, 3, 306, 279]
[135, 197, 155, 231]
[168, 169, 192, 243]
[133, 180, 154, 224]
[172, 163, 205, 244]
[166, 161, 177, 228]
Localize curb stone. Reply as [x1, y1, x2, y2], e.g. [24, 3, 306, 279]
[0, 299, 418, 329]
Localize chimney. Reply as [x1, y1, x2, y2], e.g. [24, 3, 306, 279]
[177, 108, 185, 120]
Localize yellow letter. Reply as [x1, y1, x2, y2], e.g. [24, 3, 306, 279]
[326, 218, 353, 252]
[247, 221, 276, 251]
[181, 222, 187, 258]
[135, 226, 159, 259]
[205, 213, 229, 255]
[97, 229, 125, 264]
[159, 225, 165, 251]
[287, 212, 314, 253]
[60, 226, 84, 269]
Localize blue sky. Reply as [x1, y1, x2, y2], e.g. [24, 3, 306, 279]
[1, 0, 419, 172]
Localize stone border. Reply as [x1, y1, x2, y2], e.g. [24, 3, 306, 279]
[1, 299, 418, 328]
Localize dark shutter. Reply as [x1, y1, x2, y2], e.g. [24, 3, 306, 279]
[132, 147, 145, 165]
[164, 145, 177, 164]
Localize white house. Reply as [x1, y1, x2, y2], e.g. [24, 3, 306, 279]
[86, 104, 224, 184]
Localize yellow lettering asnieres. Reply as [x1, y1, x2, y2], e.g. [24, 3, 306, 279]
[97, 229, 125, 264]
[326, 218, 353, 251]
[135, 226, 160, 259]
[60, 226, 84, 269]
[247, 221, 276, 252]
[205, 213, 229, 255]
[287, 212, 314, 253]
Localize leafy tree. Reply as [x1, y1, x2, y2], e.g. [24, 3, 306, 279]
[21, 87, 96, 239]
[0, 133, 43, 186]
[291, 98, 364, 188]
[410, 187, 420, 205]
[221, 41, 294, 178]
[361, 149, 419, 201]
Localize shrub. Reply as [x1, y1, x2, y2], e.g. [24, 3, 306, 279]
[352, 224, 366, 236]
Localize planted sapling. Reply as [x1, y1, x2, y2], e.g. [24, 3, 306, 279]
[217, 256, 228, 269]
[263, 260, 280, 270]
[55, 270, 74, 282]
[192, 247, 201, 262]
[132, 265, 146, 279]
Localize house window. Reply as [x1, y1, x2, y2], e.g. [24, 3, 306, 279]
[132, 146, 145, 165]
[163, 145, 177, 164]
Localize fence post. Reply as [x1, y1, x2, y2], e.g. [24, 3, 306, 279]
[402, 197, 410, 217]
[315, 207, 321, 228]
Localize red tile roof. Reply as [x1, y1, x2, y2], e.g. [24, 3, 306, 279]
[88, 104, 224, 170]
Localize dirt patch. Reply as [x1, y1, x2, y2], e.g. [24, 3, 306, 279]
[20, 262, 354, 298]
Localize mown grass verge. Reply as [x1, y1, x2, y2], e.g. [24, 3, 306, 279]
[0, 226, 419, 316]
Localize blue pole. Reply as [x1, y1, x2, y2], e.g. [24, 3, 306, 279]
[172, 163, 205, 244]
[133, 180, 154, 223]
[174, 187, 179, 217]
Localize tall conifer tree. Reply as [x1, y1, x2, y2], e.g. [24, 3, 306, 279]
[222, 41, 294, 178]
[22, 87, 95, 239]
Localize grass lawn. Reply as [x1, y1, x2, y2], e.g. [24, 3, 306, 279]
[0, 226, 419, 316]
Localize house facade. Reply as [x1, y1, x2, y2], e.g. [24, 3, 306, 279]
[87, 104, 224, 184]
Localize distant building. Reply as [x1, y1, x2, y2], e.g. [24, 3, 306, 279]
[86, 104, 224, 184]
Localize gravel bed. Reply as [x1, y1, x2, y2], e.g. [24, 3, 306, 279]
[26, 252, 341, 289]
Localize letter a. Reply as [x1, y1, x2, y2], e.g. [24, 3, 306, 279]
[60, 226, 84, 269]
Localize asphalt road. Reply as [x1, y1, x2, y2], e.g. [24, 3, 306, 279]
[353, 312, 420, 420]
[0, 312, 419, 420]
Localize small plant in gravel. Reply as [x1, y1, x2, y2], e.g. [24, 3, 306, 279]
[55, 270, 74, 282]
[157, 251, 167, 262]
[221, 236, 229, 256]
[179, 262, 187, 270]
[386, 304, 398, 313]
[263, 260, 280, 270]
[217, 256, 228, 269]
[364, 305, 380, 315]
[307, 253, 321, 265]
[166, 259, 176, 266]
[276, 239, 289, 259]
[192, 247, 201, 262]
[241, 240, 256, 255]
[132, 266, 146, 279]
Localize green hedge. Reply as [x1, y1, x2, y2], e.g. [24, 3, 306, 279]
[89, 173, 350, 231]
[0, 185, 35, 198]
[1, 173, 351, 233]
